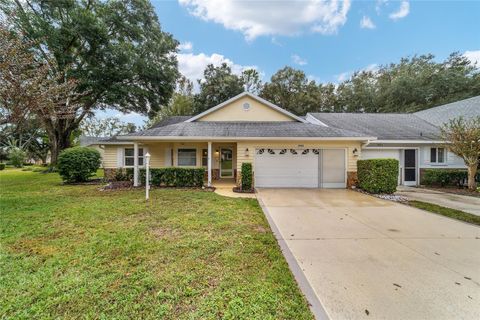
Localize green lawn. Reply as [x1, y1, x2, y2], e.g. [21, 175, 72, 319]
[408, 201, 480, 226]
[0, 169, 312, 319]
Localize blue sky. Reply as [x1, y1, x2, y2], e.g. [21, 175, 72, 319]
[99, 0, 480, 126]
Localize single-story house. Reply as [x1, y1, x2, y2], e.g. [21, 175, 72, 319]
[99, 93, 479, 188]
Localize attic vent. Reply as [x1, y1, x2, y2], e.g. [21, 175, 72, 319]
[243, 102, 250, 111]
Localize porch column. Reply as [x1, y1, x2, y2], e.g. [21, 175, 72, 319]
[207, 141, 212, 187]
[133, 142, 139, 187]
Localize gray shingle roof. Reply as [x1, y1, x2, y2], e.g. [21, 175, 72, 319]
[124, 121, 370, 138]
[309, 113, 441, 140]
[414, 95, 480, 126]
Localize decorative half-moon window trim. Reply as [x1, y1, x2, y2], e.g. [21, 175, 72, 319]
[279, 149, 287, 154]
[302, 149, 310, 155]
[312, 149, 320, 155]
[290, 149, 298, 155]
[267, 149, 275, 155]
[257, 148, 265, 154]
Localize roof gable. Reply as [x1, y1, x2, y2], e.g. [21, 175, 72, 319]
[186, 92, 306, 123]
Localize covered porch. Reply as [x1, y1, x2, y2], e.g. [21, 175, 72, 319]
[126, 141, 238, 187]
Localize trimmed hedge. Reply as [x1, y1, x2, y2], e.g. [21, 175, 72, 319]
[0, 163, 5, 170]
[241, 162, 253, 190]
[357, 159, 399, 194]
[57, 147, 101, 183]
[421, 169, 479, 187]
[140, 168, 205, 187]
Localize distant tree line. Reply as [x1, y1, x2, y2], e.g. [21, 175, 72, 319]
[161, 52, 479, 122]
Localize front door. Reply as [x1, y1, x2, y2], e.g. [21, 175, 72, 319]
[403, 149, 417, 186]
[220, 148, 233, 178]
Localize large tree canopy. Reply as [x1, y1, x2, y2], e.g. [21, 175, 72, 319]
[259, 53, 480, 115]
[1, 0, 178, 162]
[193, 63, 245, 114]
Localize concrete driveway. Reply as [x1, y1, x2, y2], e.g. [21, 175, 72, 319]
[256, 189, 480, 320]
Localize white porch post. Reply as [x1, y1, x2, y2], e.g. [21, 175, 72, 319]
[133, 142, 139, 187]
[207, 141, 212, 187]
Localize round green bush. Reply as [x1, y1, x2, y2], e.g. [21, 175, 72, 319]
[0, 163, 5, 170]
[357, 158, 399, 194]
[57, 147, 101, 183]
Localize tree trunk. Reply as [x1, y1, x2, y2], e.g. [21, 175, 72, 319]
[49, 128, 73, 165]
[467, 164, 478, 190]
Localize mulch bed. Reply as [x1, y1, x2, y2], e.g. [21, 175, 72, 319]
[232, 186, 255, 194]
[100, 181, 216, 192]
[64, 178, 105, 186]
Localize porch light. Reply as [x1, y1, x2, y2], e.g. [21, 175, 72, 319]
[352, 148, 359, 157]
[245, 148, 249, 157]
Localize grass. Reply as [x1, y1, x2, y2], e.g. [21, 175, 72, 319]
[0, 169, 313, 319]
[408, 200, 480, 226]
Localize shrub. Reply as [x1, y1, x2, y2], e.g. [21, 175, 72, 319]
[241, 162, 253, 190]
[357, 159, 399, 194]
[0, 163, 5, 170]
[8, 148, 27, 168]
[421, 169, 479, 187]
[114, 168, 134, 181]
[57, 147, 101, 183]
[140, 168, 205, 187]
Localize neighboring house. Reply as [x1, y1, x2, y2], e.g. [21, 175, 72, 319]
[97, 93, 479, 188]
[414, 95, 480, 126]
[100, 92, 374, 188]
[307, 95, 479, 186]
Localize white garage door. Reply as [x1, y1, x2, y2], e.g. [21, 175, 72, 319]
[254, 148, 346, 188]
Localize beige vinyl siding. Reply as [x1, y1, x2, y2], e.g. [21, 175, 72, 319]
[236, 141, 362, 173]
[103, 145, 128, 168]
[103, 143, 170, 169]
[197, 96, 295, 122]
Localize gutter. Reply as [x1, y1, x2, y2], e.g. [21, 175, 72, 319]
[116, 136, 377, 142]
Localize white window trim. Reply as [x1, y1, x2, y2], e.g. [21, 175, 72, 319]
[430, 147, 446, 164]
[124, 147, 145, 168]
[177, 148, 198, 167]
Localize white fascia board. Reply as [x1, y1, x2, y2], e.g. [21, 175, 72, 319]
[373, 140, 445, 144]
[305, 113, 329, 126]
[185, 92, 307, 123]
[117, 136, 375, 142]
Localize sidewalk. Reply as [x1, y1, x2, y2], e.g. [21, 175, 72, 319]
[396, 186, 480, 216]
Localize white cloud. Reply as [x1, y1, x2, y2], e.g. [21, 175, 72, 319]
[335, 63, 379, 83]
[177, 52, 257, 88]
[375, 0, 388, 14]
[464, 50, 480, 66]
[178, 0, 351, 41]
[292, 54, 308, 66]
[363, 63, 379, 73]
[389, 1, 410, 20]
[178, 41, 193, 51]
[335, 71, 351, 82]
[360, 16, 376, 29]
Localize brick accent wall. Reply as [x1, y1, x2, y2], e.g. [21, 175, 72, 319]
[347, 171, 358, 188]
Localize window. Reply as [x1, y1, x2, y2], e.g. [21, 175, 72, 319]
[178, 148, 197, 166]
[430, 147, 445, 163]
[202, 149, 208, 167]
[124, 148, 143, 166]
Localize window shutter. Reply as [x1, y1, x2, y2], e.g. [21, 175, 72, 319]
[117, 147, 124, 167]
[430, 148, 436, 163]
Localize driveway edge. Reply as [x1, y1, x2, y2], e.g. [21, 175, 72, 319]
[257, 197, 330, 320]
